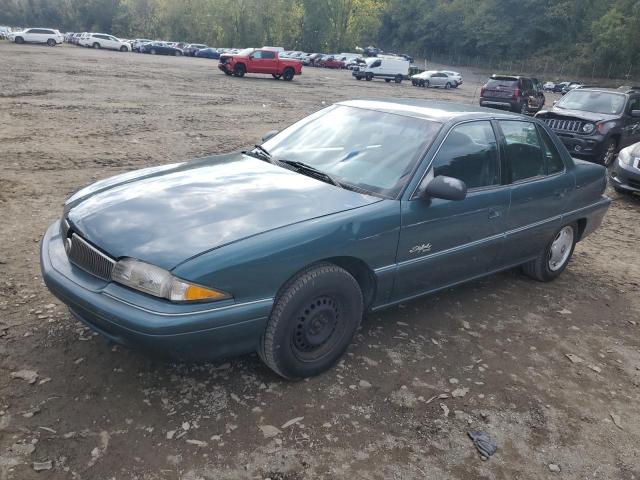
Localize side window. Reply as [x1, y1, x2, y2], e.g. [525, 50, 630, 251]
[499, 121, 545, 182]
[628, 97, 640, 112]
[537, 126, 565, 174]
[431, 121, 500, 189]
[371, 59, 381, 68]
[262, 51, 276, 59]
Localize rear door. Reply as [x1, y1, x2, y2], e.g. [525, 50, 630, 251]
[498, 120, 574, 265]
[394, 120, 510, 300]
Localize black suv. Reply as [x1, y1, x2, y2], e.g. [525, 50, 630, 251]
[480, 75, 545, 114]
[535, 87, 640, 165]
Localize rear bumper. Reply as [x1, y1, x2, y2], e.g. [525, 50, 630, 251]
[479, 98, 518, 110]
[609, 160, 640, 193]
[40, 220, 271, 360]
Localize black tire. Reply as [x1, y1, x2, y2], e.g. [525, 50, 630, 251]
[601, 138, 618, 167]
[150, 49, 156, 55]
[385, 78, 391, 83]
[423, 80, 430, 88]
[395, 75, 402, 84]
[355, 76, 362, 81]
[174, 50, 182, 56]
[522, 223, 577, 282]
[272, 74, 282, 80]
[445, 82, 451, 89]
[120, 45, 127, 52]
[223, 70, 232, 76]
[15, 36, 24, 44]
[519, 101, 528, 114]
[365, 72, 373, 81]
[259, 263, 363, 379]
[46, 39, 56, 47]
[234, 63, 246, 77]
[282, 67, 294, 81]
[93, 42, 100, 49]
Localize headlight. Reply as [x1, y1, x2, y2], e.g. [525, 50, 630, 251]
[617, 146, 633, 166]
[112, 258, 231, 302]
[582, 123, 595, 133]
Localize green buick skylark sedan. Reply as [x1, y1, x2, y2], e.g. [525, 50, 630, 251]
[41, 99, 610, 379]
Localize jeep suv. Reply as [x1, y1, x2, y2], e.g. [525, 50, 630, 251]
[535, 87, 640, 165]
[479, 75, 545, 114]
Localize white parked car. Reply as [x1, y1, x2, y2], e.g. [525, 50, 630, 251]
[80, 33, 130, 51]
[10, 28, 63, 46]
[441, 70, 463, 86]
[543, 81, 556, 91]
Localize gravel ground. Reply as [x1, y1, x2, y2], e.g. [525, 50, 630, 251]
[1, 42, 639, 480]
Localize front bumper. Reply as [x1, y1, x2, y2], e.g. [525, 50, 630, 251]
[40, 220, 271, 360]
[609, 159, 640, 193]
[552, 132, 604, 159]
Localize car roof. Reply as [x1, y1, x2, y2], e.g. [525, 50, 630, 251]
[337, 99, 521, 122]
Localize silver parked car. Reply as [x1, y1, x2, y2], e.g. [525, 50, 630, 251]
[411, 71, 456, 89]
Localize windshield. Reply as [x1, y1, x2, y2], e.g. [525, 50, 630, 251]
[486, 78, 518, 88]
[557, 90, 626, 114]
[261, 105, 441, 198]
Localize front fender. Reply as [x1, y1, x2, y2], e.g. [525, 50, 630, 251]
[171, 200, 401, 307]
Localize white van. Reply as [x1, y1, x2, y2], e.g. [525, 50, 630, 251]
[352, 56, 410, 83]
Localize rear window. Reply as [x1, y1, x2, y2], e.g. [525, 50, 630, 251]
[486, 78, 518, 88]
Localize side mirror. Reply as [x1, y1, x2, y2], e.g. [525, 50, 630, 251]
[262, 130, 278, 142]
[420, 175, 467, 201]
[631, 110, 640, 118]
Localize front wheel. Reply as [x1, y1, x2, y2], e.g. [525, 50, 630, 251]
[522, 224, 577, 282]
[282, 67, 294, 81]
[385, 78, 391, 83]
[93, 42, 100, 49]
[234, 64, 246, 77]
[46, 39, 56, 47]
[445, 82, 451, 89]
[365, 73, 373, 81]
[259, 263, 363, 379]
[174, 50, 182, 56]
[15, 36, 24, 44]
[150, 49, 156, 55]
[120, 45, 127, 52]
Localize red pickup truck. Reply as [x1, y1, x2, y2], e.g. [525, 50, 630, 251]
[218, 48, 302, 80]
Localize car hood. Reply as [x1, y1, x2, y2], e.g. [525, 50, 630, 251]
[538, 107, 618, 123]
[66, 153, 380, 269]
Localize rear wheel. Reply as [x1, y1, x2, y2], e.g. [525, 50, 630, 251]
[46, 39, 56, 47]
[522, 224, 577, 282]
[234, 64, 246, 77]
[283, 67, 295, 81]
[259, 263, 363, 379]
[385, 78, 391, 83]
[601, 138, 618, 167]
[423, 80, 430, 88]
[395, 75, 403, 84]
[15, 36, 24, 44]
[445, 82, 451, 89]
[93, 42, 100, 49]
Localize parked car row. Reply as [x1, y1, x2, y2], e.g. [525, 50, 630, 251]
[543, 81, 585, 95]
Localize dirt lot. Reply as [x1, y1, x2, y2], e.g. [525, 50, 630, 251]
[1, 42, 639, 480]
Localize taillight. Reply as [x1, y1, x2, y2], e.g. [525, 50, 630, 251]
[513, 87, 521, 99]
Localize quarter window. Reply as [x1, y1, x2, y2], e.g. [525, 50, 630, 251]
[499, 120, 545, 182]
[431, 121, 500, 189]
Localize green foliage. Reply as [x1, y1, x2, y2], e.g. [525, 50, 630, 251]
[1, 0, 639, 78]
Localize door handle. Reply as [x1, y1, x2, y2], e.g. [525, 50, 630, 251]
[488, 209, 502, 220]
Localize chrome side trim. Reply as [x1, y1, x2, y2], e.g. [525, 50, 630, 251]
[101, 293, 274, 317]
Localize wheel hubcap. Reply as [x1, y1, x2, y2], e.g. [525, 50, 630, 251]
[293, 296, 341, 360]
[603, 144, 616, 166]
[548, 226, 573, 271]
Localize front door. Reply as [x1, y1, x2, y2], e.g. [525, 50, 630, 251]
[394, 120, 510, 301]
[622, 95, 640, 148]
[251, 50, 277, 73]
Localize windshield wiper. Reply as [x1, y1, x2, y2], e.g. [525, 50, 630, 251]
[278, 159, 342, 187]
[244, 144, 274, 163]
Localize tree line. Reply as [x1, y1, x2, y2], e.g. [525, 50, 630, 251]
[1, 0, 639, 78]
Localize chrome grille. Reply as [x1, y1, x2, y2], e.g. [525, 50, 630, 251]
[544, 118, 583, 133]
[65, 233, 115, 281]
